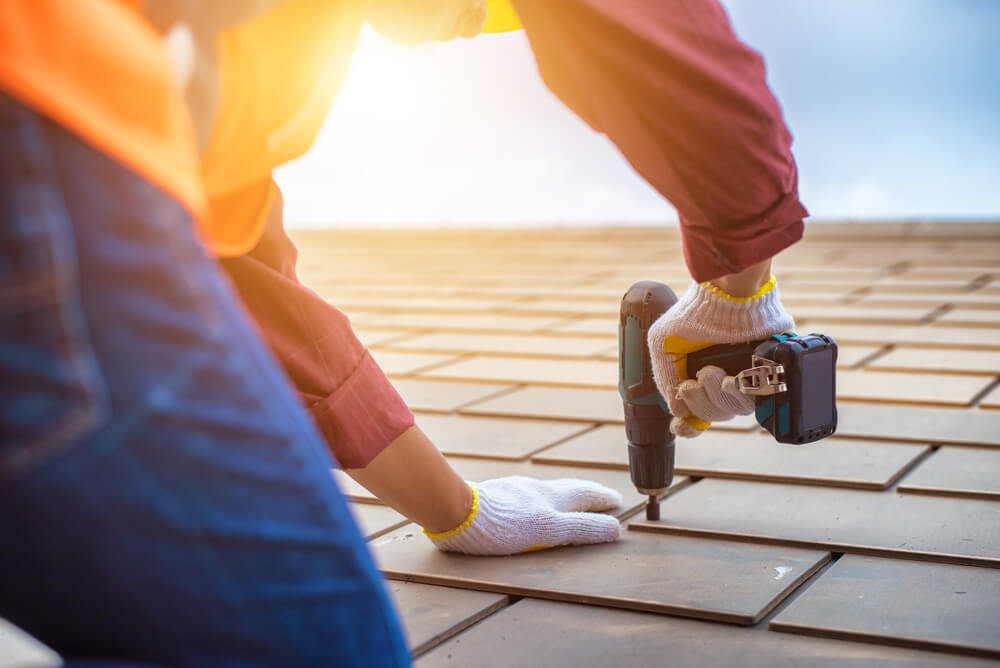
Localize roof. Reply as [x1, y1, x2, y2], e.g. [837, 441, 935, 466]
[3, 222, 999, 666]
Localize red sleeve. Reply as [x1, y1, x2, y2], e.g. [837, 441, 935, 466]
[512, 0, 807, 281]
[218, 181, 414, 469]
[308, 350, 415, 469]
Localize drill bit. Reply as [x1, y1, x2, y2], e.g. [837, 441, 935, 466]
[646, 494, 660, 520]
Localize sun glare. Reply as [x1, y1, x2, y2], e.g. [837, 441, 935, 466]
[273, 25, 671, 227]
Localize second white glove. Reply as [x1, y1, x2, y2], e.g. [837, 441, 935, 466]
[425, 476, 622, 556]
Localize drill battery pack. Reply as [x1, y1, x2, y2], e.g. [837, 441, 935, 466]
[687, 332, 838, 444]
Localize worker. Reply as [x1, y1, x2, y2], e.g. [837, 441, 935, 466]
[0, 3, 616, 666]
[198, 0, 803, 535]
[182, 0, 622, 565]
[0, 0, 803, 665]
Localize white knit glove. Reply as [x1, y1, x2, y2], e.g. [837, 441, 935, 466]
[647, 277, 794, 438]
[425, 476, 622, 556]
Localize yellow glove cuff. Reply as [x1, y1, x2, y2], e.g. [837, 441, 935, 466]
[422, 483, 479, 541]
[701, 275, 777, 303]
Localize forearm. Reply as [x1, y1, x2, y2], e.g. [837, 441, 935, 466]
[346, 425, 472, 533]
[514, 0, 806, 283]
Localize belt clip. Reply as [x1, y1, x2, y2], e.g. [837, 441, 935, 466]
[736, 356, 787, 396]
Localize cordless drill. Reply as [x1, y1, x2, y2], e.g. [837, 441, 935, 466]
[619, 281, 839, 520]
[618, 281, 677, 521]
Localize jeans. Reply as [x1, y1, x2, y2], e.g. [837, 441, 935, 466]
[0, 93, 409, 667]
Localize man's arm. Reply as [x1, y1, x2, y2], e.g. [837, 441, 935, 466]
[217, 185, 621, 555]
[346, 426, 472, 533]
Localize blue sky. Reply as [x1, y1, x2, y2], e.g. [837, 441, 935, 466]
[725, 0, 1000, 220]
[275, 1, 1000, 226]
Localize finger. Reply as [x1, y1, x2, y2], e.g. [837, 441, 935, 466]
[695, 366, 755, 415]
[543, 479, 623, 513]
[671, 415, 708, 438]
[667, 391, 690, 420]
[676, 376, 737, 422]
[544, 512, 621, 548]
[719, 374, 756, 414]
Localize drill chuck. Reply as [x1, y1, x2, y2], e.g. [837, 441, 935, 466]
[624, 403, 676, 494]
[619, 281, 677, 519]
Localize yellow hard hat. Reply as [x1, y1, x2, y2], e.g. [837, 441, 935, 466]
[483, 0, 521, 32]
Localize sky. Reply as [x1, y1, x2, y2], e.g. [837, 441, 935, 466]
[274, 0, 1000, 227]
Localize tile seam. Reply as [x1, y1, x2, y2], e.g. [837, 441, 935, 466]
[768, 622, 1000, 660]
[626, 524, 1000, 569]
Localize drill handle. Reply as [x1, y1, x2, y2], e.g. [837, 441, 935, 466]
[685, 341, 763, 379]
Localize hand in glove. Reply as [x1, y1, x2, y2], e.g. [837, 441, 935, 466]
[647, 276, 794, 437]
[425, 476, 622, 556]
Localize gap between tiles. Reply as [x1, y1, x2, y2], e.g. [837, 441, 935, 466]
[450, 383, 525, 413]
[401, 352, 479, 377]
[408, 592, 522, 661]
[627, 522, 1000, 570]
[968, 378, 1000, 408]
[921, 303, 953, 324]
[879, 445, 941, 492]
[523, 422, 605, 460]
[755, 552, 845, 630]
[848, 344, 894, 370]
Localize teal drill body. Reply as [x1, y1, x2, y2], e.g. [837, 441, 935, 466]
[618, 281, 677, 520]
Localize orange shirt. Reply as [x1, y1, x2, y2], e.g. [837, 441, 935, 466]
[0, 0, 206, 224]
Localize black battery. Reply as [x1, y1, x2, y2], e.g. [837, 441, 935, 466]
[687, 333, 838, 444]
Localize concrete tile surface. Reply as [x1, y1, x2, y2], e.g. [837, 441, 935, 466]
[371, 350, 465, 376]
[835, 402, 1000, 446]
[373, 528, 830, 624]
[350, 502, 409, 539]
[306, 226, 1000, 663]
[897, 446, 1000, 500]
[460, 385, 626, 423]
[414, 413, 592, 460]
[632, 478, 1000, 566]
[390, 378, 515, 413]
[384, 331, 613, 358]
[461, 384, 758, 432]
[417, 355, 618, 389]
[771, 555, 1000, 657]
[865, 347, 1000, 375]
[417, 598, 1000, 668]
[9, 225, 999, 666]
[386, 581, 509, 657]
[533, 425, 930, 489]
[836, 369, 995, 407]
[980, 385, 1000, 409]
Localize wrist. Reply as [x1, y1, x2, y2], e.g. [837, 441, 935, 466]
[423, 482, 478, 539]
[653, 277, 794, 344]
[423, 479, 475, 535]
[710, 258, 773, 298]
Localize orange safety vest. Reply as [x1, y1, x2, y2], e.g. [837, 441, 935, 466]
[199, 0, 365, 257]
[0, 0, 206, 224]
[200, 0, 522, 258]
